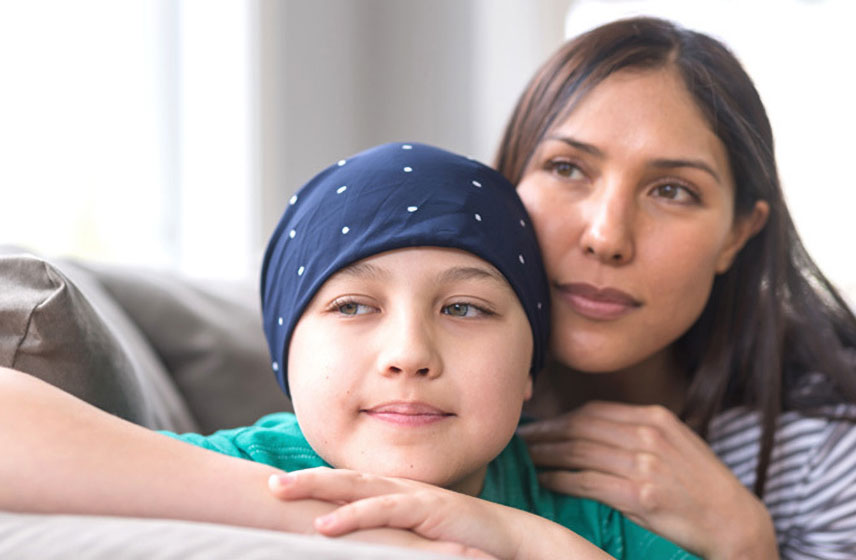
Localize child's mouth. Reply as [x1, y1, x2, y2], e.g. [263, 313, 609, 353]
[361, 401, 454, 426]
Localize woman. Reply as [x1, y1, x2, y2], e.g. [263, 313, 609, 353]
[274, 17, 856, 559]
[501, 16, 856, 559]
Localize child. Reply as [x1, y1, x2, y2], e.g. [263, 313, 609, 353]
[0, 143, 696, 559]
[165, 142, 697, 558]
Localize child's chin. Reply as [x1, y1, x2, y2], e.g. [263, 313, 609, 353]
[342, 457, 455, 487]
[353, 459, 485, 496]
[371, 463, 449, 485]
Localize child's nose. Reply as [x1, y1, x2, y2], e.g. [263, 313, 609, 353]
[376, 314, 442, 380]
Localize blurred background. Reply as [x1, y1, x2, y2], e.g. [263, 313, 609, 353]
[1, 0, 854, 297]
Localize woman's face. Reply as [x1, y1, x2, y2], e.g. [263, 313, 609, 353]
[517, 68, 766, 374]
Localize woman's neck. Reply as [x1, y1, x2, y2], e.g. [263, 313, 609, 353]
[524, 349, 688, 419]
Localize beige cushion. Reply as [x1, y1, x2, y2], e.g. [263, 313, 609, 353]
[0, 248, 196, 431]
[0, 511, 459, 560]
[77, 261, 291, 433]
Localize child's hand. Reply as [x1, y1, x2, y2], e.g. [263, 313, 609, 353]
[269, 467, 611, 560]
[343, 526, 496, 558]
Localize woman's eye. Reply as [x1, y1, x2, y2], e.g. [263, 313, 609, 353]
[547, 160, 584, 179]
[651, 183, 699, 204]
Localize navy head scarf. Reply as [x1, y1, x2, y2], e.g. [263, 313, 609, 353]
[261, 142, 550, 396]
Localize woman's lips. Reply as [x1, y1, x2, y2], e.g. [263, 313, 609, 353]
[362, 402, 454, 427]
[557, 282, 642, 321]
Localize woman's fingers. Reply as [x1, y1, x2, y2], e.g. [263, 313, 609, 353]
[521, 401, 704, 458]
[538, 468, 661, 525]
[520, 413, 641, 450]
[527, 438, 639, 473]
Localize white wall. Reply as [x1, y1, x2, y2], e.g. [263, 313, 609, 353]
[2, 0, 853, 296]
[255, 0, 571, 254]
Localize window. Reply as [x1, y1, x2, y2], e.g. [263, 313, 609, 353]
[0, 0, 257, 280]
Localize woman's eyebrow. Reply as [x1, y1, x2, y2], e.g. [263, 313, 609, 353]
[649, 158, 721, 183]
[545, 135, 604, 158]
[548, 134, 722, 183]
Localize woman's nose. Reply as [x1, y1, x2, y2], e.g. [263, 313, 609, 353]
[579, 185, 635, 265]
[376, 312, 442, 380]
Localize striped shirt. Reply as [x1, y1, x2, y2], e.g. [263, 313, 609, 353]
[709, 403, 856, 559]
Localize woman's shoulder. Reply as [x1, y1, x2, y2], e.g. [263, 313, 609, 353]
[709, 402, 856, 556]
[709, 402, 856, 476]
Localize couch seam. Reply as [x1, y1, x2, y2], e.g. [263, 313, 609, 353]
[11, 259, 65, 370]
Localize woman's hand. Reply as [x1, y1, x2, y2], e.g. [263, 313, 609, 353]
[517, 401, 778, 560]
[269, 467, 612, 560]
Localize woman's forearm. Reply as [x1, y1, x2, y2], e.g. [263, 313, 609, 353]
[0, 367, 331, 532]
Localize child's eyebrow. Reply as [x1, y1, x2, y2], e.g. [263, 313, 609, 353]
[436, 265, 509, 287]
[337, 262, 389, 281]
[336, 262, 508, 287]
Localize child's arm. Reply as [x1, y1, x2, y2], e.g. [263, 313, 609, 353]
[0, 368, 489, 557]
[269, 467, 614, 560]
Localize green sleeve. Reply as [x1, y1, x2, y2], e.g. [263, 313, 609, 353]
[161, 425, 256, 459]
[602, 504, 701, 560]
[551, 495, 699, 559]
[160, 412, 329, 471]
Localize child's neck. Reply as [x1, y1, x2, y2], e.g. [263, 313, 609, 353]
[445, 465, 488, 497]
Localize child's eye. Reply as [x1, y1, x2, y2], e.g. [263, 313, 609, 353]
[334, 300, 375, 316]
[441, 302, 492, 318]
[649, 182, 700, 204]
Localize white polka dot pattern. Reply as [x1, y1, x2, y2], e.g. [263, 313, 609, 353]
[261, 141, 551, 396]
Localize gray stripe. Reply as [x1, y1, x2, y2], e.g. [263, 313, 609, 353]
[708, 405, 856, 559]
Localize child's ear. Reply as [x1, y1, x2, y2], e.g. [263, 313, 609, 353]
[523, 377, 533, 401]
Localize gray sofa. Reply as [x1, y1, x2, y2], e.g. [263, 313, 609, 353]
[0, 247, 459, 559]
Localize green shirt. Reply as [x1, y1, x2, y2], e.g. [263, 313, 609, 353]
[165, 413, 698, 559]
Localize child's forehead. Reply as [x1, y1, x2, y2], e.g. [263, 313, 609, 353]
[325, 246, 510, 288]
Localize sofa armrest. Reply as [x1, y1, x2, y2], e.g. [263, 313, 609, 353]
[77, 261, 291, 433]
[0, 247, 196, 432]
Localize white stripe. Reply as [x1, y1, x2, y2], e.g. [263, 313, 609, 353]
[709, 405, 856, 558]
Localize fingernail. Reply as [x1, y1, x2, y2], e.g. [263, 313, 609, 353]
[268, 472, 295, 490]
[315, 514, 334, 529]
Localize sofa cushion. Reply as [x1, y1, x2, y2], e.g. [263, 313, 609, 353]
[0, 248, 196, 432]
[78, 261, 291, 433]
[0, 511, 460, 560]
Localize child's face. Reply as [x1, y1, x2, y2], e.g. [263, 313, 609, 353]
[288, 247, 533, 496]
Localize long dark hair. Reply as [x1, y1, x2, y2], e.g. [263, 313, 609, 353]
[495, 16, 856, 496]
